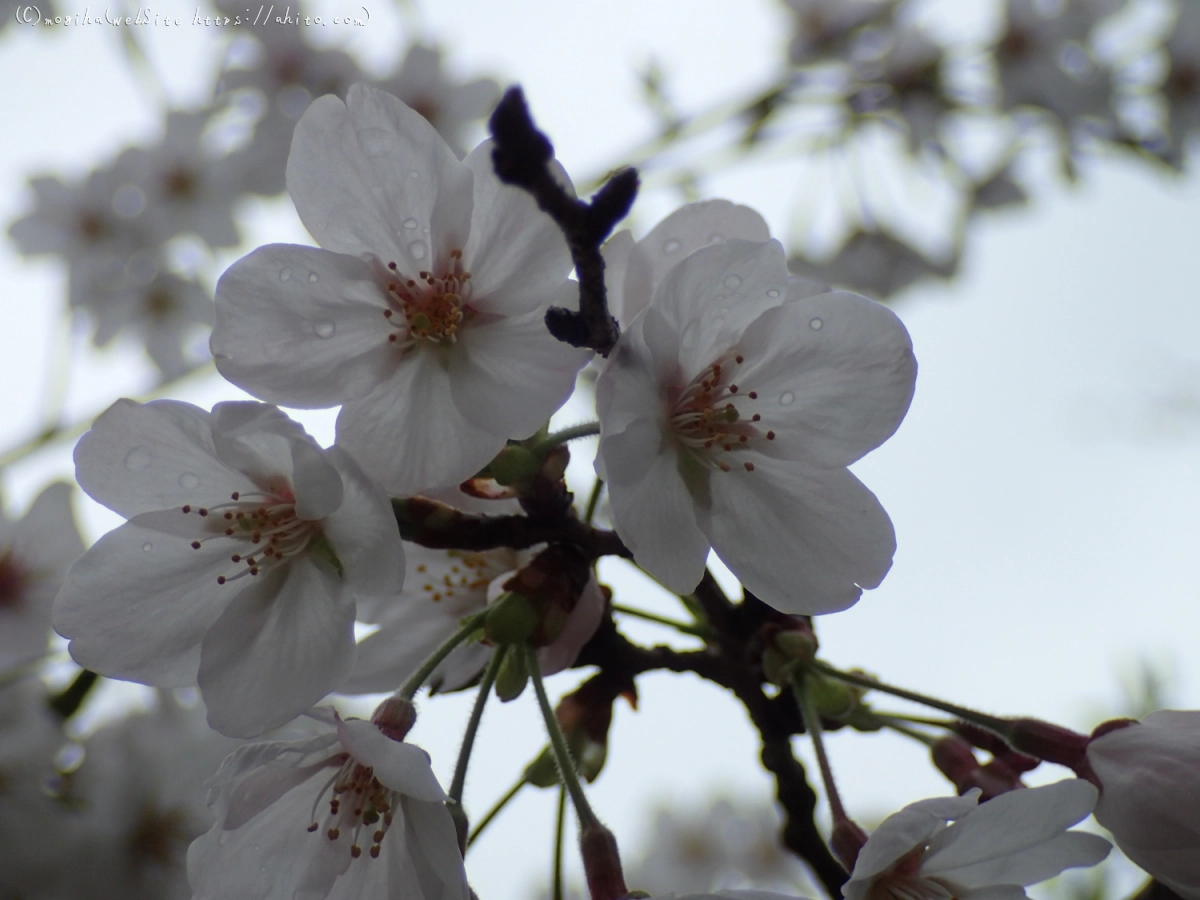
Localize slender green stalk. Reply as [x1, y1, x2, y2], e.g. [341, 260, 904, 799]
[399, 612, 487, 700]
[553, 785, 567, 900]
[448, 646, 508, 806]
[530, 421, 600, 454]
[525, 644, 600, 828]
[877, 716, 938, 746]
[793, 676, 849, 824]
[812, 661, 1014, 739]
[612, 604, 708, 638]
[584, 478, 604, 525]
[467, 776, 526, 848]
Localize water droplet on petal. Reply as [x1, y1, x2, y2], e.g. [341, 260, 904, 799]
[780, 391, 795, 406]
[313, 319, 336, 339]
[809, 317, 823, 330]
[308, 272, 319, 283]
[179, 472, 199, 489]
[409, 240, 427, 261]
[142, 542, 153, 552]
[359, 128, 393, 157]
[723, 274, 742, 289]
[682, 322, 698, 349]
[407, 170, 420, 179]
[766, 289, 781, 298]
[402, 218, 418, 230]
[124, 447, 151, 471]
[279, 267, 292, 282]
[707, 233, 723, 243]
[663, 239, 681, 254]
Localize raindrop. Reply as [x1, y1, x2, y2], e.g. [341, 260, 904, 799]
[780, 391, 795, 406]
[124, 446, 151, 471]
[766, 289, 781, 298]
[723, 274, 742, 289]
[312, 319, 336, 339]
[142, 542, 153, 552]
[308, 272, 319, 283]
[402, 218, 419, 230]
[682, 322, 698, 349]
[663, 239, 681, 254]
[409, 240, 427, 261]
[279, 267, 292, 282]
[358, 128, 393, 157]
[407, 170, 420, 179]
[179, 473, 200, 490]
[707, 233, 723, 243]
[809, 317, 823, 330]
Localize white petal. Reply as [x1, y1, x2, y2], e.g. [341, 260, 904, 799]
[198, 557, 356, 738]
[391, 796, 470, 900]
[700, 460, 896, 615]
[461, 141, 574, 312]
[212, 244, 399, 408]
[207, 732, 343, 827]
[733, 290, 917, 467]
[322, 446, 405, 603]
[209, 401, 313, 487]
[537, 573, 605, 675]
[53, 512, 238, 686]
[650, 239, 789, 378]
[603, 420, 710, 594]
[923, 780, 1106, 886]
[73, 399, 254, 519]
[595, 321, 670, 477]
[849, 792, 980, 886]
[12, 481, 84, 572]
[336, 349, 505, 495]
[335, 718, 447, 802]
[601, 229, 640, 325]
[449, 298, 589, 437]
[287, 85, 474, 269]
[291, 439, 345, 522]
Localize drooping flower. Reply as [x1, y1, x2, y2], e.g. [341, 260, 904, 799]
[53, 399, 404, 738]
[0, 482, 84, 670]
[595, 238, 916, 615]
[844, 780, 1111, 900]
[211, 83, 589, 495]
[1086, 710, 1200, 899]
[186, 711, 468, 900]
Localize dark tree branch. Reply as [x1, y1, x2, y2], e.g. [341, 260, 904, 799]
[489, 87, 637, 357]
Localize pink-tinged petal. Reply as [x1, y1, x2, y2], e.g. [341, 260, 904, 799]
[924, 780, 1108, 886]
[449, 299, 589, 437]
[390, 796, 470, 900]
[322, 446, 405, 604]
[198, 557, 356, 737]
[461, 141, 574, 312]
[603, 420, 710, 594]
[651, 239, 789, 378]
[208, 732, 343, 827]
[209, 401, 313, 486]
[629, 199, 771, 322]
[291, 439, 345, 521]
[286, 85, 473, 270]
[701, 460, 896, 615]
[537, 573, 605, 675]
[336, 718, 446, 802]
[73, 399, 253, 519]
[847, 792, 980, 891]
[212, 244, 399, 408]
[336, 349, 505, 495]
[53, 512, 240, 686]
[733, 290, 917, 467]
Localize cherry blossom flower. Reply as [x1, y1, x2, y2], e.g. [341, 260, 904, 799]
[212, 83, 588, 495]
[1087, 710, 1200, 898]
[595, 238, 916, 615]
[0, 482, 84, 670]
[53, 399, 404, 738]
[187, 712, 468, 900]
[844, 780, 1110, 900]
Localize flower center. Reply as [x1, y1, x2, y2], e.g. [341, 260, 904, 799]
[669, 354, 774, 473]
[379, 249, 473, 346]
[307, 754, 395, 860]
[180, 487, 326, 585]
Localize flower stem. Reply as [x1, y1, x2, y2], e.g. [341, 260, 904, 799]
[531, 421, 600, 454]
[399, 612, 487, 700]
[584, 478, 604, 524]
[553, 785, 567, 900]
[793, 675, 849, 825]
[612, 604, 709, 638]
[812, 661, 1014, 740]
[448, 645, 508, 807]
[877, 716, 938, 746]
[524, 644, 601, 829]
[467, 776, 526, 848]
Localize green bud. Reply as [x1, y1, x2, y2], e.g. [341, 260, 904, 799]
[774, 629, 817, 665]
[484, 592, 541, 645]
[809, 674, 857, 719]
[845, 703, 884, 732]
[523, 745, 561, 788]
[761, 646, 795, 686]
[493, 646, 529, 702]
[489, 446, 541, 486]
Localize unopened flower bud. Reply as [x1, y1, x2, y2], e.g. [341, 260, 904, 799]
[579, 820, 627, 900]
[489, 445, 541, 486]
[761, 646, 795, 686]
[809, 673, 856, 720]
[831, 817, 869, 871]
[370, 696, 417, 742]
[484, 592, 541, 645]
[524, 746, 561, 788]
[774, 628, 818, 665]
[494, 647, 529, 702]
[1009, 717, 1089, 771]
